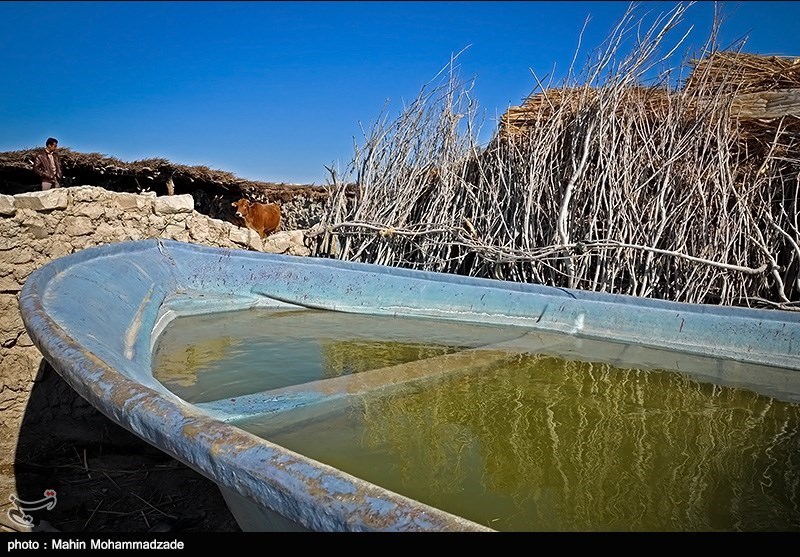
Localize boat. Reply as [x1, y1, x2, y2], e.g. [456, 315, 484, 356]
[18, 238, 800, 531]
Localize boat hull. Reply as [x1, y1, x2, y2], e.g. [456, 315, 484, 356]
[18, 239, 800, 531]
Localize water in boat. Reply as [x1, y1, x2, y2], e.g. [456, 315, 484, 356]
[153, 306, 800, 532]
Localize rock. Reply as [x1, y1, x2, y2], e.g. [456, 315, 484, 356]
[0, 276, 20, 293]
[0, 195, 15, 216]
[154, 194, 194, 214]
[263, 230, 310, 256]
[61, 215, 94, 236]
[115, 192, 154, 212]
[13, 190, 69, 211]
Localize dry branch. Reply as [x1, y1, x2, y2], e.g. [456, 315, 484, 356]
[313, 2, 800, 311]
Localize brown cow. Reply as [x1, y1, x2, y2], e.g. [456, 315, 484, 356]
[232, 198, 281, 238]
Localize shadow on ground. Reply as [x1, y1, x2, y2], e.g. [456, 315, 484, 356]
[10, 361, 241, 533]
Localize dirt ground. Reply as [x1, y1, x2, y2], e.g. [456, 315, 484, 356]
[6, 369, 241, 534]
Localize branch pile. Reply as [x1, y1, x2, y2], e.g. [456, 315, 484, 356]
[312, 2, 800, 311]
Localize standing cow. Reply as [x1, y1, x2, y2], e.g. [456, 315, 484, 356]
[232, 198, 281, 238]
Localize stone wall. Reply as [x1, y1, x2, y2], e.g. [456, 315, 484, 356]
[0, 186, 320, 530]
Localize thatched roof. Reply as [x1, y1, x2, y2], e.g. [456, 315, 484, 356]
[0, 147, 312, 189]
[499, 86, 676, 138]
[685, 51, 800, 95]
[0, 147, 337, 227]
[498, 51, 800, 141]
[0, 147, 333, 202]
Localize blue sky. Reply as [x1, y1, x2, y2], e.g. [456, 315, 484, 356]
[1, 1, 798, 184]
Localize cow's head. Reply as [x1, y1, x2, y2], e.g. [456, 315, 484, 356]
[232, 199, 250, 219]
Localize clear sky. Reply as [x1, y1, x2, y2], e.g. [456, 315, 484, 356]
[1, 1, 798, 185]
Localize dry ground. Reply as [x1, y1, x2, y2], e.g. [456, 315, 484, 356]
[5, 367, 241, 533]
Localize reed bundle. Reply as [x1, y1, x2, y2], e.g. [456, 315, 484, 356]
[500, 86, 676, 140]
[686, 51, 800, 95]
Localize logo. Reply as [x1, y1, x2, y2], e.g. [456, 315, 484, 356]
[7, 490, 57, 528]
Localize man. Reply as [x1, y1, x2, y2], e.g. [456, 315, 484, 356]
[33, 137, 63, 191]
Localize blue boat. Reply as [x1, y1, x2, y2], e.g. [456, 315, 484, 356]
[18, 239, 800, 531]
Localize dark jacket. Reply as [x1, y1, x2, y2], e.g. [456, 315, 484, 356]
[33, 149, 63, 183]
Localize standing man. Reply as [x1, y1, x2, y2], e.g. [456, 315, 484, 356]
[33, 137, 63, 191]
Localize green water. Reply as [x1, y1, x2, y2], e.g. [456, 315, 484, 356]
[153, 307, 800, 531]
[152, 307, 521, 403]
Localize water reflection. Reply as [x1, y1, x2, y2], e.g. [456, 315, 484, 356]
[246, 353, 800, 531]
[153, 307, 800, 531]
[156, 335, 239, 388]
[320, 340, 458, 376]
[152, 307, 516, 402]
